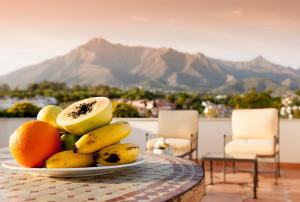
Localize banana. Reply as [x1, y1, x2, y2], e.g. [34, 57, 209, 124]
[95, 143, 139, 166]
[45, 150, 94, 168]
[74, 121, 131, 153]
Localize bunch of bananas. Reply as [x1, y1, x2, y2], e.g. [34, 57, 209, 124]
[46, 121, 140, 168]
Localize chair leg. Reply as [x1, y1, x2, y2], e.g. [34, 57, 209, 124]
[223, 159, 226, 182]
[232, 161, 236, 173]
[275, 155, 278, 185]
[278, 151, 281, 177]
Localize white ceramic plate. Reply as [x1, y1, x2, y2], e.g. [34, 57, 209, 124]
[1, 157, 144, 177]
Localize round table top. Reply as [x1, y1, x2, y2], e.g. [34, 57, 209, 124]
[0, 148, 204, 202]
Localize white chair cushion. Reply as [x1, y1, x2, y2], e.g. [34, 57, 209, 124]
[225, 139, 276, 156]
[146, 138, 195, 156]
[232, 108, 278, 140]
[157, 110, 199, 139]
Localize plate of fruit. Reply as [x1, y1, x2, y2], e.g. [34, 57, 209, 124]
[2, 97, 143, 177]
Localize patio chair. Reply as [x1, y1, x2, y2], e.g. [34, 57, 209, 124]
[224, 108, 280, 185]
[146, 110, 199, 162]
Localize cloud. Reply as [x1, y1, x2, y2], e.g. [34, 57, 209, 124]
[130, 16, 149, 22]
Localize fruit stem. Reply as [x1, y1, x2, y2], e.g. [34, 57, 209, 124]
[73, 146, 78, 153]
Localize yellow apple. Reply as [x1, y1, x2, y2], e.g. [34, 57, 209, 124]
[37, 105, 64, 130]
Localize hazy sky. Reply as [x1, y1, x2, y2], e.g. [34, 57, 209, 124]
[0, 0, 300, 75]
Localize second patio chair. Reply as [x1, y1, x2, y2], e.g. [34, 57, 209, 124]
[224, 108, 280, 184]
[146, 110, 199, 162]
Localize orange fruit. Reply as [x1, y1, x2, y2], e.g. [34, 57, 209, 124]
[9, 120, 62, 168]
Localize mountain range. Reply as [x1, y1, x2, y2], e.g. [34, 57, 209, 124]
[1, 37, 300, 94]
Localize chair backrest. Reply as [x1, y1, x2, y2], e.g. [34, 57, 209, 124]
[232, 108, 278, 140]
[157, 110, 199, 139]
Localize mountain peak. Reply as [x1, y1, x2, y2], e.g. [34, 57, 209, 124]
[197, 52, 207, 59]
[158, 47, 175, 53]
[78, 37, 115, 52]
[86, 37, 111, 46]
[251, 55, 270, 63]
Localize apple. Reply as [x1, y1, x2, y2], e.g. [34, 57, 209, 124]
[37, 105, 64, 131]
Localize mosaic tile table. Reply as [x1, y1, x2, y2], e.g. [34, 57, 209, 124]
[0, 148, 205, 202]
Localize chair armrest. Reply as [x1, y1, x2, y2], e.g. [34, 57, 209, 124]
[190, 133, 194, 151]
[274, 135, 279, 144]
[223, 134, 232, 145]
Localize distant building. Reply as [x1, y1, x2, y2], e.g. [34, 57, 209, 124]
[154, 99, 176, 110]
[215, 94, 227, 100]
[129, 100, 154, 110]
[0, 96, 58, 109]
[202, 101, 232, 118]
[112, 98, 176, 117]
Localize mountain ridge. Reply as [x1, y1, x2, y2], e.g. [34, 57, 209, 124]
[1, 37, 299, 94]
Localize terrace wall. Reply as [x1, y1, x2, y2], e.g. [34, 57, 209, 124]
[0, 118, 299, 163]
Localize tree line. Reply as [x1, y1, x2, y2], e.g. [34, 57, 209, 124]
[0, 81, 291, 117]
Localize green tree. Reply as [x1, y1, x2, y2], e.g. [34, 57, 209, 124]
[112, 102, 139, 117]
[185, 93, 205, 113]
[293, 109, 300, 119]
[122, 87, 157, 100]
[0, 84, 10, 98]
[28, 81, 68, 91]
[228, 89, 281, 109]
[291, 97, 300, 106]
[0, 109, 9, 117]
[7, 102, 40, 117]
[165, 93, 176, 102]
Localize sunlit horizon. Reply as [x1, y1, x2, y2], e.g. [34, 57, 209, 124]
[1, 0, 300, 75]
